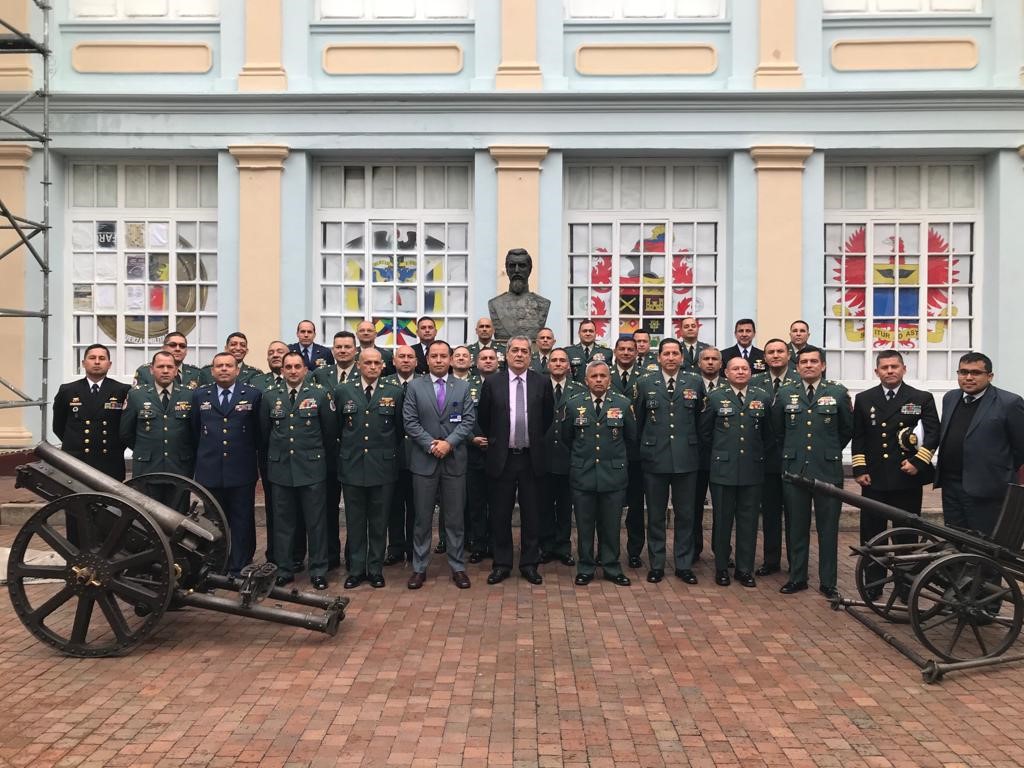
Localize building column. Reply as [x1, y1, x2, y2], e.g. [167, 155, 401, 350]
[495, 0, 542, 90]
[489, 145, 548, 292]
[237, 0, 287, 91]
[0, 0, 32, 91]
[751, 145, 813, 338]
[0, 144, 35, 446]
[754, 0, 803, 89]
[228, 145, 288, 354]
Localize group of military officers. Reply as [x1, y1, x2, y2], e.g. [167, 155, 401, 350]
[56, 312, 1020, 599]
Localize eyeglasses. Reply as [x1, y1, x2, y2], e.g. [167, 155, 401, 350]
[956, 368, 988, 377]
[165, 342, 187, 348]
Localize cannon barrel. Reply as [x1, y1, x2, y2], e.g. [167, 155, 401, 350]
[33, 440, 218, 544]
[783, 472, 1024, 563]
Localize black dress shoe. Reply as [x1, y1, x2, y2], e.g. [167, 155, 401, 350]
[452, 570, 471, 589]
[647, 569, 664, 584]
[755, 564, 779, 577]
[574, 573, 593, 586]
[344, 574, 365, 589]
[715, 570, 731, 587]
[819, 585, 839, 599]
[468, 551, 485, 564]
[274, 575, 294, 587]
[311, 576, 328, 591]
[604, 573, 631, 587]
[434, 540, 447, 554]
[407, 571, 426, 590]
[520, 568, 543, 585]
[486, 568, 510, 585]
[369, 573, 386, 588]
[779, 581, 808, 594]
[560, 554, 576, 567]
[382, 552, 404, 567]
[675, 569, 698, 585]
[736, 571, 756, 588]
[627, 556, 643, 569]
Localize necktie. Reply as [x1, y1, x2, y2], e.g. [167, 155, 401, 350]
[402, 380, 408, 392]
[339, 369, 347, 384]
[886, 389, 895, 401]
[621, 369, 629, 388]
[807, 384, 815, 402]
[737, 391, 745, 407]
[365, 384, 372, 400]
[742, 348, 749, 360]
[513, 376, 526, 449]
[687, 345, 694, 365]
[594, 396, 602, 415]
[667, 377, 675, 393]
[541, 355, 548, 369]
[90, 383, 99, 395]
[773, 377, 781, 394]
[220, 389, 230, 408]
[964, 394, 975, 404]
[554, 383, 563, 401]
[160, 389, 170, 409]
[302, 347, 310, 366]
[275, 375, 282, 386]
[290, 388, 297, 405]
[435, 378, 446, 411]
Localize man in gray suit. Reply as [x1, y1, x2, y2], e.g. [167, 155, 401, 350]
[402, 340, 478, 589]
[935, 351, 1024, 536]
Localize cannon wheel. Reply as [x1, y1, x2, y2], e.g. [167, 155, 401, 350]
[909, 552, 1024, 663]
[853, 527, 947, 624]
[6, 492, 175, 657]
[126, 472, 230, 575]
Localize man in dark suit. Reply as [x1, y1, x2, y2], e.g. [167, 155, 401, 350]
[720, 318, 766, 376]
[477, 335, 554, 585]
[53, 343, 131, 480]
[289, 319, 332, 372]
[192, 352, 262, 576]
[355, 319, 395, 376]
[402, 340, 477, 589]
[539, 348, 583, 565]
[677, 316, 710, 373]
[383, 345, 420, 565]
[935, 352, 1024, 536]
[411, 316, 438, 374]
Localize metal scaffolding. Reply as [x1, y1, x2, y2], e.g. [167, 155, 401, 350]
[0, 1, 49, 448]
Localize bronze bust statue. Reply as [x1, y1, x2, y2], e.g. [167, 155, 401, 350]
[488, 248, 551, 344]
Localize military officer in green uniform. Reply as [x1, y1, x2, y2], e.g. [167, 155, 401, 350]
[452, 346, 490, 559]
[751, 338, 798, 576]
[336, 347, 403, 589]
[564, 319, 612, 383]
[355, 319, 395, 376]
[632, 329, 660, 374]
[467, 317, 506, 373]
[530, 327, 557, 375]
[540, 348, 584, 565]
[610, 335, 647, 568]
[251, 340, 288, 393]
[561, 360, 637, 586]
[121, 351, 196, 504]
[259, 351, 337, 590]
[200, 332, 263, 385]
[133, 331, 202, 390]
[678, 316, 710, 374]
[775, 346, 853, 598]
[383, 345, 421, 564]
[700, 357, 773, 588]
[787, 320, 811, 367]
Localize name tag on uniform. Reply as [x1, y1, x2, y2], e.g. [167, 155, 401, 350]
[104, 400, 123, 410]
[235, 401, 253, 412]
[718, 405, 734, 416]
[784, 403, 801, 413]
[901, 404, 922, 415]
[449, 412, 462, 424]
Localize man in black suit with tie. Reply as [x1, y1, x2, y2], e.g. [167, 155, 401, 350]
[678, 315, 710, 373]
[720, 318, 766, 376]
[477, 335, 554, 585]
[412, 316, 438, 374]
[53, 343, 131, 480]
[288, 320, 332, 371]
[935, 352, 1024, 536]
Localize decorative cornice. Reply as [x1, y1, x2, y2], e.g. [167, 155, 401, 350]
[228, 144, 289, 170]
[0, 144, 33, 170]
[750, 145, 814, 170]
[489, 145, 549, 170]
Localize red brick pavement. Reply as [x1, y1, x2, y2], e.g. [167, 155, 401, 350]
[3, 522, 1024, 768]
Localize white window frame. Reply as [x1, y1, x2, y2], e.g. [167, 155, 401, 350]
[70, 0, 220, 20]
[65, 160, 220, 381]
[563, 160, 725, 348]
[823, 160, 982, 393]
[319, 0, 474, 21]
[314, 161, 474, 348]
[564, 0, 725, 20]
[822, 0, 981, 14]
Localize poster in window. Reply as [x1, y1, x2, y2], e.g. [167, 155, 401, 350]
[96, 221, 116, 249]
[126, 254, 146, 280]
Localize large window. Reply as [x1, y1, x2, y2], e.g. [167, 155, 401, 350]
[824, 162, 980, 385]
[68, 162, 219, 377]
[823, 0, 979, 13]
[70, 0, 219, 18]
[564, 163, 722, 346]
[320, 0, 472, 20]
[316, 163, 472, 346]
[565, 0, 723, 18]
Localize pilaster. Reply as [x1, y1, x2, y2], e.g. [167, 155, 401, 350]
[488, 145, 549, 292]
[495, 0, 542, 90]
[238, 0, 288, 91]
[0, 0, 33, 91]
[754, 0, 804, 89]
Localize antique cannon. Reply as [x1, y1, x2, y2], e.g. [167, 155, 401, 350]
[784, 473, 1024, 683]
[5, 441, 348, 657]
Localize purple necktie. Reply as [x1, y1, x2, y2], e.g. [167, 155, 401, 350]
[435, 378, 446, 411]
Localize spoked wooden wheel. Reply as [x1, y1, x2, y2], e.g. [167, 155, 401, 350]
[6, 493, 175, 657]
[854, 527, 948, 623]
[126, 472, 230, 576]
[909, 553, 1023, 663]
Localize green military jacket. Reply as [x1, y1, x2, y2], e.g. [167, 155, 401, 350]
[560, 389, 637, 492]
[634, 369, 705, 475]
[134, 362, 202, 391]
[356, 344, 394, 371]
[120, 384, 196, 476]
[637, 352, 660, 377]
[751, 370, 798, 473]
[309, 364, 358, 389]
[467, 341, 505, 364]
[259, 382, 337, 487]
[774, 378, 853, 485]
[752, 370, 798, 398]
[381, 373, 420, 470]
[251, 371, 286, 393]
[564, 343, 612, 383]
[545, 378, 585, 475]
[701, 385, 773, 486]
[335, 378, 404, 487]
[200, 362, 263, 386]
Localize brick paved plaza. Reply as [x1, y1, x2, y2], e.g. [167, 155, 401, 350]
[3, 516, 1024, 768]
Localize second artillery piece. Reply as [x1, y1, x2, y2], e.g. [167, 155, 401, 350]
[785, 473, 1024, 683]
[5, 441, 348, 657]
